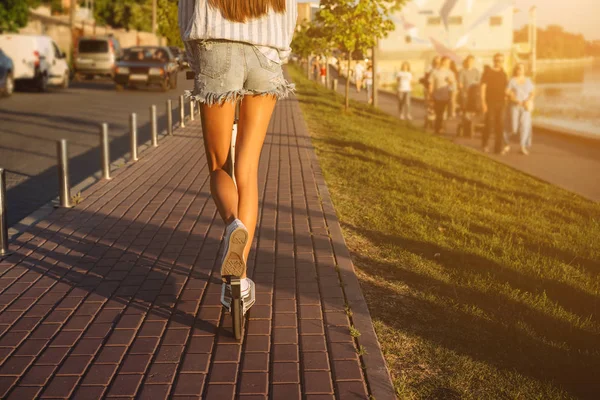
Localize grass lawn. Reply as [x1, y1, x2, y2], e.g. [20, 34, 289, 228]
[288, 64, 600, 399]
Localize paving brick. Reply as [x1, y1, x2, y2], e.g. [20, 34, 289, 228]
[208, 362, 238, 384]
[20, 365, 56, 386]
[120, 354, 152, 374]
[271, 383, 301, 400]
[71, 385, 106, 400]
[302, 352, 330, 371]
[180, 352, 210, 373]
[81, 364, 118, 385]
[335, 381, 369, 399]
[272, 344, 299, 363]
[0, 356, 34, 376]
[241, 353, 269, 372]
[40, 376, 79, 398]
[204, 384, 235, 400]
[145, 363, 178, 384]
[238, 372, 268, 395]
[303, 371, 334, 394]
[56, 355, 93, 376]
[36, 347, 70, 365]
[154, 345, 185, 363]
[272, 362, 299, 383]
[6, 385, 42, 400]
[173, 373, 205, 396]
[95, 346, 127, 364]
[137, 384, 171, 400]
[106, 374, 144, 397]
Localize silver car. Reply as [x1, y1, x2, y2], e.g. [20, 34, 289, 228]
[74, 36, 122, 79]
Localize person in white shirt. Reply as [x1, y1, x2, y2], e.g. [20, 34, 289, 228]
[396, 62, 413, 120]
[354, 61, 365, 93]
[364, 65, 374, 104]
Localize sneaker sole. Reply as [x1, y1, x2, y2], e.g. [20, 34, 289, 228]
[221, 227, 248, 278]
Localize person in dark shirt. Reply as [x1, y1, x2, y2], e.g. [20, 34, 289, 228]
[480, 53, 509, 153]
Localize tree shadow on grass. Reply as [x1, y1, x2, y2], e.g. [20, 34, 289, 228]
[348, 229, 600, 399]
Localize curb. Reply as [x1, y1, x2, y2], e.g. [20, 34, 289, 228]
[290, 92, 398, 399]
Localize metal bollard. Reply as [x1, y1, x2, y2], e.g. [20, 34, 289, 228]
[189, 100, 195, 121]
[179, 95, 185, 128]
[332, 79, 338, 91]
[130, 113, 138, 161]
[150, 105, 158, 147]
[100, 123, 111, 179]
[0, 168, 11, 257]
[57, 139, 71, 208]
[167, 99, 173, 136]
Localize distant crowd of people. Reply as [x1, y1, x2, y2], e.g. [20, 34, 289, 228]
[311, 52, 535, 156]
[421, 53, 535, 155]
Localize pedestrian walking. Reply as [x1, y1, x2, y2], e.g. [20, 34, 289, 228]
[458, 55, 481, 137]
[449, 60, 459, 118]
[365, 64, 374, 104]
[480, 53, 508, 153]
[179, 0, 297, 314]
[396, 61, 413, 120]
[354, 61, 365, 93]
[421, 56, 441, 129]
[429, 56, 456, 135]
[320, 62, 327, 86]
[505, 62, 535, 155]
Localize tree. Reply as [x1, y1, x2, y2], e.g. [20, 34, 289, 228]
[317, 0, 394, 111]
[0, 0, 41, 33]
[291, 22, 314, 78]
[94, 0, 182, 46]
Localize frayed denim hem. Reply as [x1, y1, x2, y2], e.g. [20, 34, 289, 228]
[185, 89, 245, 106]
[184, 81, 295, 106]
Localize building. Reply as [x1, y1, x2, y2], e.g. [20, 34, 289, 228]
[377, 0, 514, 85]
[297, 2, 320, 25]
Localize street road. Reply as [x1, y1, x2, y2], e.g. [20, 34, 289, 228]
[0, 72, 194, 227]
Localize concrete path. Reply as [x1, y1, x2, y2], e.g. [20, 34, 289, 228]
[0, 95, 396, 399]
[329, 70, 600, 202]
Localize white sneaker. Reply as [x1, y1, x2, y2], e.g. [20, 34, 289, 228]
[406, 115, 413, 121]
[400, 115, 405, 120]
[520, 146, 530, 155]
[220, 219, 248, 278]
[500, 145, 510, 156]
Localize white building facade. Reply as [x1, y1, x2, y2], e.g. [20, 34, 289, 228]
[377, 0, 514, 86]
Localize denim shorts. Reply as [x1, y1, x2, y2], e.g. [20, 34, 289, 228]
[186, 40, 294, 105]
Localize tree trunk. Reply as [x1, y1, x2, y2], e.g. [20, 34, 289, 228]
[372, 42, 379, 107]
[307, 55, 311, 79]
[345, 52, 351, 111]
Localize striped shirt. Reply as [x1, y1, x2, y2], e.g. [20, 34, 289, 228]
[178, 0, 298, 65]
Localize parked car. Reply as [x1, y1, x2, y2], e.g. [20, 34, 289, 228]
[114, 46, 179, 92]
[74, 36, 122, 80]
[168, 46, 187, 70]
[0, 48, 14, 97]
[0, 34, 69, 91]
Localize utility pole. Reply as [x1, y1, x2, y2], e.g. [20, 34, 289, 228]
[69, 0, 76, 64]
[152, 0, 158, 35]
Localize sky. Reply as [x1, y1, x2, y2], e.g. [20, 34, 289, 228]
[299, 0, 600, 41]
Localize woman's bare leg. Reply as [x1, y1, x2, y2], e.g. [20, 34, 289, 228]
[200, 102, 238, 225]
[235, 95, 277, 272]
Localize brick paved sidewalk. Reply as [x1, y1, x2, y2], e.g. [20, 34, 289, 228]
[0, 95, 396, 399]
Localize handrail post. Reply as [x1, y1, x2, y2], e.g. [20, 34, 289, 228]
[189, 99, 195, 121]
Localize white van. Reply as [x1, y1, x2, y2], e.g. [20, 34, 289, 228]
[0, 34, 70, 91]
